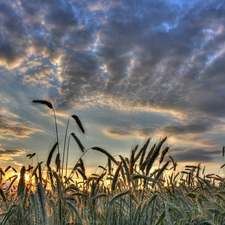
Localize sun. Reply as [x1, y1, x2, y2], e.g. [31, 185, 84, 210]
[17, 173, 30, 182]
[25, 173, 30, 182]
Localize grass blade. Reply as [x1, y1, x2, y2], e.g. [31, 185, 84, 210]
[91, 147, 118, 165]
[111, 162, 122, 191]
[71, 115, 85, 134]
[71, 133, 85, 152]
[47, 142, 58, 168]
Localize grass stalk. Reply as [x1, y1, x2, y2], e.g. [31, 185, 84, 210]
[2, 101, 225, 225]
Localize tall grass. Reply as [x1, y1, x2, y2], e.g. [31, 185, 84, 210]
[0, 100, 225, 224]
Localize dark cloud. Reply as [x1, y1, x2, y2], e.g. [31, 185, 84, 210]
[0, 115, 40, 138]
[0, 148, 27, 163]
[0, 42, 24, 69]
[0, 149, 24, 155]
[161, 119, 213, 135]
[136, 127, 158, 137]
[105, 126, 158, 138]
[0, 2, 26, 42]
[171, 149, 221, 163]
[49, 0, 225, 122]
[45, 2, 79, 40]
[105, 129, 131, 137]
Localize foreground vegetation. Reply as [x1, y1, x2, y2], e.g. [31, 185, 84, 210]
[0, 100, 225, 225]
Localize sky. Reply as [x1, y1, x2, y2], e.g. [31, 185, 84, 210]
[0, 0, 225, 176]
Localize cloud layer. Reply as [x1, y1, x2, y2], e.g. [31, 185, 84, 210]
[0, 114, 41, 139]
[1, 0, 225, 166]
[0, 1, 224, 112]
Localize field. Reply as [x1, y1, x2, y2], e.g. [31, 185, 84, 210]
[0, 100, 225, 225]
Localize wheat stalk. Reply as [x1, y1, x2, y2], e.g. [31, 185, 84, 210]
[111, 162, 122, 192]
[32, 100, 60, 170]
[46, 142, 58, 169]
[71, 133, 85, 152]
[62, 115, 85, 176]
[91, 147, 118, 165]
[37, 182, 48, 225]
[17, 166, 26, 198]
[30, 192, 40, 225]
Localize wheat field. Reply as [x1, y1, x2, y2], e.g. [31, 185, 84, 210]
[0, 100, 225, 225]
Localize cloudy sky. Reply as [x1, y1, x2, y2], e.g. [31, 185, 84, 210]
[0, 0, 225, 175]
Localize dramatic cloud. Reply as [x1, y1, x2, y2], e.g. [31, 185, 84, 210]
[105, 126, 158, 138]
[52, 0, 225, 123]
[0, 0, 225, 170]
[0, 114, 41, 139]
[105, 128, 132, 138]
[0, 148, 25, 156]
[171, 149, 221, 163]
[0, 148, 27, 168]
[161, 119, 214, 135]
[1, 0, 224, 117]
[0, 42, 24, 69]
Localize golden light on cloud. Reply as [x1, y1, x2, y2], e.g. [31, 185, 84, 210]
[104, 129, 132, 138]
[0, 56, 25, 69]
[63, 92, 186, 121]
[168, 135, 215, 149]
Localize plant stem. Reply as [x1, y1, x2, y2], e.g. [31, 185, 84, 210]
[62, 117, 70, 176]
[53, 109, 59, 155]
[65, 134, 71, 179]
